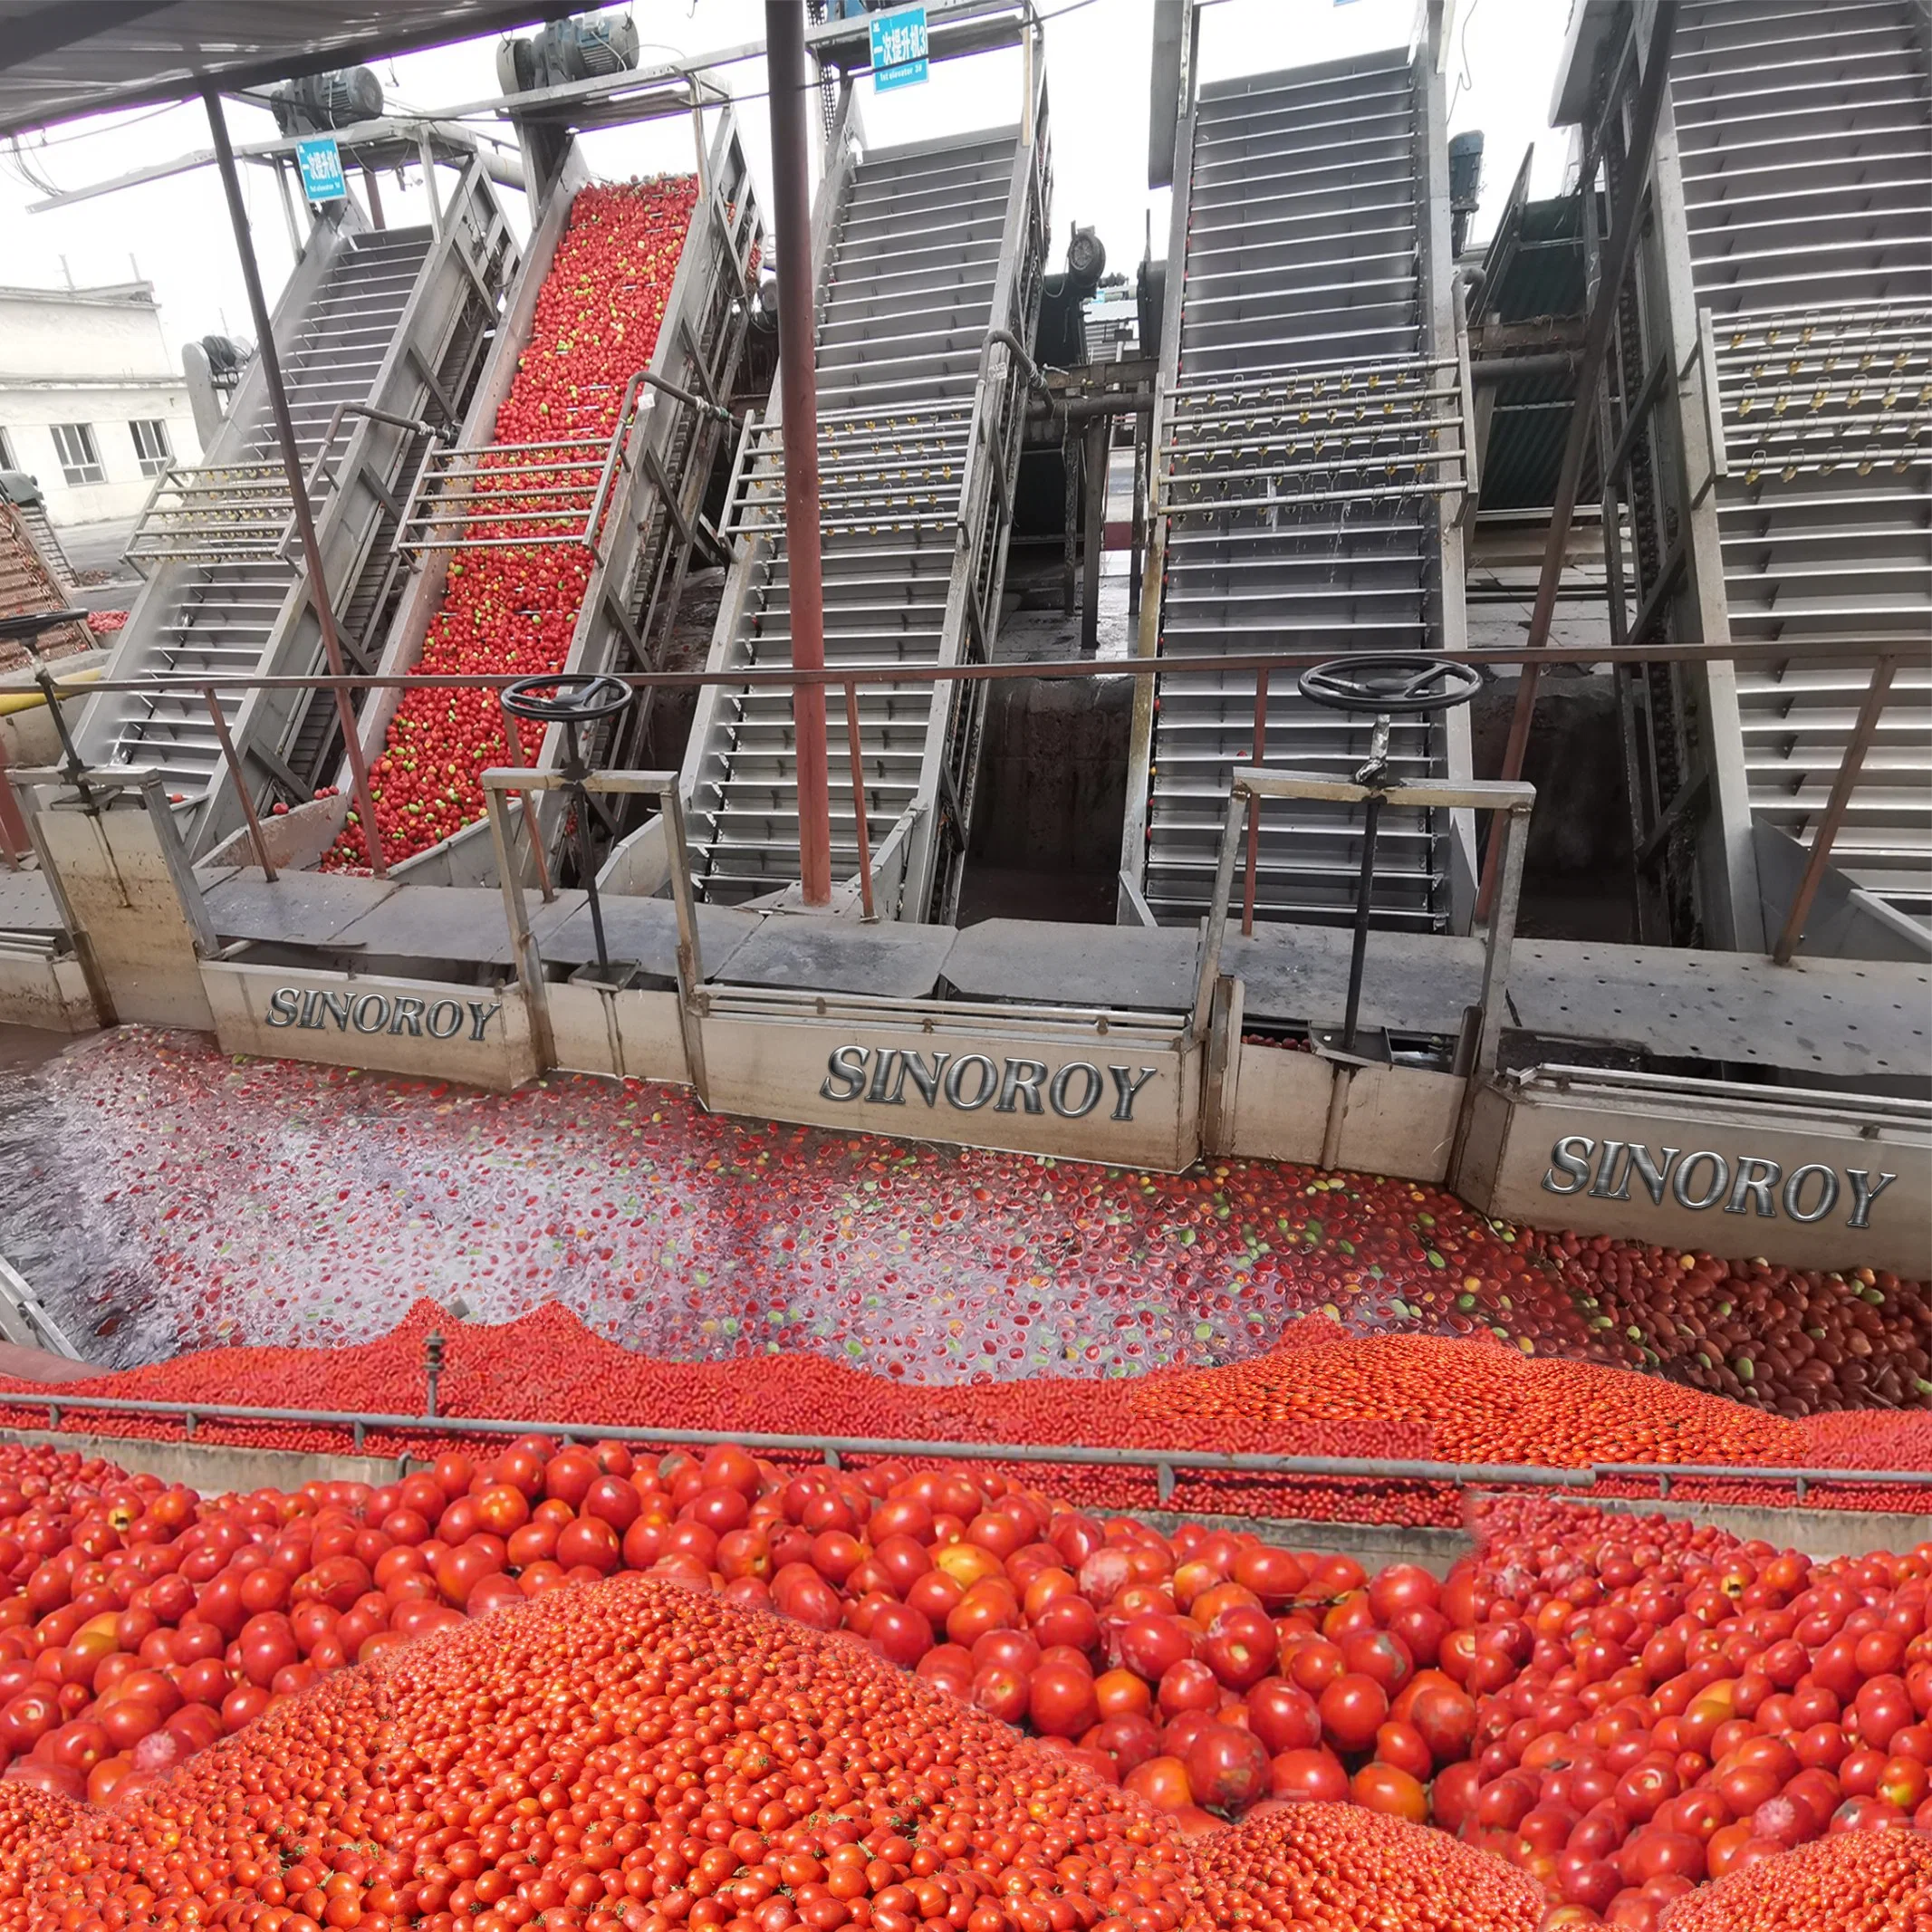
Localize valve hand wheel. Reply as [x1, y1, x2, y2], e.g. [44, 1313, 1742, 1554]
[502, 674, 635, 974]
[1291, 656, 1480, 1061]
[1297, 653, 1481, 716]
[502, 672, 634, 737]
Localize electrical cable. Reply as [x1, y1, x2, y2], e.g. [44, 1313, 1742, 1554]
[1449, 0, 1484, 116]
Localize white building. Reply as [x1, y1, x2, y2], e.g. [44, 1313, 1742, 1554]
[0, 281, 203, 528]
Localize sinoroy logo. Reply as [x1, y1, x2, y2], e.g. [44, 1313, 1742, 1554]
[1543, 1136, 1897, 1230]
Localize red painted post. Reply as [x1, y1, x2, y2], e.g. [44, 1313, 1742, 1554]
[765, 1, 832, 905]
[0, 733, 26, 870]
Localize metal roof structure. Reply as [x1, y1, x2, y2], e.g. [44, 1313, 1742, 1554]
[0, 1, 582, 140]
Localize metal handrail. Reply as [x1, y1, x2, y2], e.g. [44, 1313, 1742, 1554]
[31, 634, 1925, 703]
[0, 1387, 1918, 1509]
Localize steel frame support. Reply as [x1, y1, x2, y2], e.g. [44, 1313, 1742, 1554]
[203, 89, 389, 879]
[1478, 1, 1677, 920]
[1416, 35, 1475, 929]
[1630, 7, 1761, 952]
[1117, 2, 1199, 920]
[1512, 0, 1760, 950]
[765, 1, 833, 908]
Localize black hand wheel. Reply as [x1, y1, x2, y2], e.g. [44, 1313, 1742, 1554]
[501, 673, 634, 728]
[1297, 654, 1481, 716]
[502, 675, 634, 974]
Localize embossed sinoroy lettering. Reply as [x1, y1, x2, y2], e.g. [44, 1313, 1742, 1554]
[1541, 1135, 1899, 1233]
[820, 1046, 1157, 1123]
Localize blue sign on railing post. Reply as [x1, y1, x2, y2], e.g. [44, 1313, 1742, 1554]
[870, 5, 929, 91]
[294, 135, 348, 205]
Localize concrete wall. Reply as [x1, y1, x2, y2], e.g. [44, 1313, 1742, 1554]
[35, 795, 213, 1029]
[966, 674, 1132, 915]
[0, 954, 94, 1032]
[1472, 668, 1634, 941]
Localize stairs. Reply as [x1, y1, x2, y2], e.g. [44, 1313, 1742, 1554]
[1672, 0, 1932, 928]
[0, 504, 89, 667]
[7, 500, 77, 599]
[76, 167, 517, 856]
[1124, 48, 1473, 929]
[682, 82, 1047, 921]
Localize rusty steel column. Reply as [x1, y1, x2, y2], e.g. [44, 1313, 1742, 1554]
[204, 89, 388, 877]
[765, 1, 832, 905]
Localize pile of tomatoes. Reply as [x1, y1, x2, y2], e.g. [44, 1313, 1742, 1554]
[2, 1439, 1931, 1927]
[324, 178, 697, 872]
[1655, 1827, 1932, 1927]
[1456, 1495, 1932, 1927]
[1, 1568, 1558, 1932]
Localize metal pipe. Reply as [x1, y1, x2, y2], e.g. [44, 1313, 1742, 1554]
[1471, 351, 1581, 386]
[1028, 391, 1155, 424]
[304, 400, 448, 495]
[985, 326, 1045, 392]
[640, 369, 735, 427]
[417, 139, 440, 239]
[765, 0, 832, 907]
[273, 157, 304, 263]
[1477, 3, 1678, 923]
[1080, 416, 1107, 656]
[1772, 656, 1899, 966]
[204, 90, 389, 880]
[8, 1386, 1932, 1501]
[844, 680, 875, 920]
[202, 688, 276, 881]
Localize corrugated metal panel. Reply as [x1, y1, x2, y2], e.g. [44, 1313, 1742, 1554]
[1475, 196, 1587, 512]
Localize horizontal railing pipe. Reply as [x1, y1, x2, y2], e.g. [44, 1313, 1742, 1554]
[36, 635, 1921, 706]
[5, 1391, 1928, 1504]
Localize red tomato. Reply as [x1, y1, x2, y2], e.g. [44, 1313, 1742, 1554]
[1268, 1747, 1349, 1803]
[1318, 1673, 1389, 1754]
[1181, 1722, 1268, 1815]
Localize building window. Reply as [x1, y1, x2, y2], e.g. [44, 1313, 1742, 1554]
[130, 419, 173, 477]
[0, 428, 14, 470]
[50, 423, 104, 486]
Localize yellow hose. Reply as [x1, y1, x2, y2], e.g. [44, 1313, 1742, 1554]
[0, 663, 105, 716]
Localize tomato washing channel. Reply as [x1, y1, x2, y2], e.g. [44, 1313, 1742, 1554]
[2, 680, 1927, 1274]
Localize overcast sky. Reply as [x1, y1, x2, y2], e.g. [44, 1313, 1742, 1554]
[0, 0, 1577, 355]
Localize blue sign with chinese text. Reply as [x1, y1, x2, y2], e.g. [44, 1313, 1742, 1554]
[870, 5, 929, 91]
[294, 135, 347, 205]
